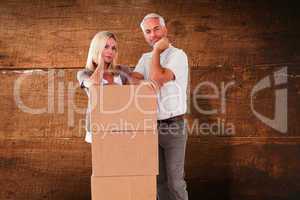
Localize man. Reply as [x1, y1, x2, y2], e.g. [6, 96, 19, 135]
[131, 13, 189, 200]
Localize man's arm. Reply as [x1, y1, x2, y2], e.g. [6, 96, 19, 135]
[150, 37, 175, 87]
[129, 71, 144, 84]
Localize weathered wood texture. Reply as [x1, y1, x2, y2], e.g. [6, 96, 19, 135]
[0, 0, 299, 68]
[0, 69, 87, 139]
[0, 138, 91, 200]
[1, 66, 299, 139]
[1, 66, 300, 199]
[1, 137, 300, 200]
[186, 137, 300, 200]
[188, 64, 300, 137]
[1, 0, 300, 200]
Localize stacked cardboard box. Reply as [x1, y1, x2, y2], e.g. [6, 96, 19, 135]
[90, 83, 158, 200]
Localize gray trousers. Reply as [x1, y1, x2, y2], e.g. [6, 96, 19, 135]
[157, 118, 188, 200]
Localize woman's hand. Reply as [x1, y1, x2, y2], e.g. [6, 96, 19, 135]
[89, 64, 103, 85]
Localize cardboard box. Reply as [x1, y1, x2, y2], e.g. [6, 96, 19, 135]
[90, 83, 158, 200]
[91, 176, 156, 200]
[91, 129, 158, 176]
[90, 83, 158, 176]
[90, 83, 157, 132]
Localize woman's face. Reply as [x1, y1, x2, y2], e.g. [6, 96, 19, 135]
[102, 37, 117, 66]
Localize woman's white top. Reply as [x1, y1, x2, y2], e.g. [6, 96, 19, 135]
[84, 75, 123, 143]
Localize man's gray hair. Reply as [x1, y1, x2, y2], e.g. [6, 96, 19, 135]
[140, 13, 166, 32]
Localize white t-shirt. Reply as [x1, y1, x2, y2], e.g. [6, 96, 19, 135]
[134, 45, 189, 120]
[84, 75, 123, 143]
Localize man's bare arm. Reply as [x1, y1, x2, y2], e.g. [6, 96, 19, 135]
[129, 71, 144, 84]
[149, 37, 175, 87]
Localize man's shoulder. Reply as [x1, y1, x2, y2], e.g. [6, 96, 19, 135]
[164, 46, 187, 61]
[139, 51, 152, 60]
[169, 46, 187, 57]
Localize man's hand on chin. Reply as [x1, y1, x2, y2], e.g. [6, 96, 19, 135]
[153, 37, 170, 54]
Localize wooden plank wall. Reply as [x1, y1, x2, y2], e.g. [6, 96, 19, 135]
[1, 0, 300, 199]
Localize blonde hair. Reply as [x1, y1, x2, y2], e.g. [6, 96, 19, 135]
[85, 31, 118, 74]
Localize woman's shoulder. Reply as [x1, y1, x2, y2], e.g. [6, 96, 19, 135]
[78, 68, 93, 75]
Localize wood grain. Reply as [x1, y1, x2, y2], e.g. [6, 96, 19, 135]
[1, 0, 300, 199]
[0, 138, 91, 200]
[0, 0, 299, 68]
[0, 66, 299, 199]
[188, 64, 300, 137]
[1, 137, 300, 200]
[0, 69, 87, 139]
[1, 66, 299, 139]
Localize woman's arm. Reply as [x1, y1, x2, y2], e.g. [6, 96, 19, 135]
[77, 66, 103, 89]
[77, 69, 93, 88]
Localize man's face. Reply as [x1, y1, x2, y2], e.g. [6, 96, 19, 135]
[142, 18, 167, 47]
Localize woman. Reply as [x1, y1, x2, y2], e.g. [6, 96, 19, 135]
[77, 31, 127, 143]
